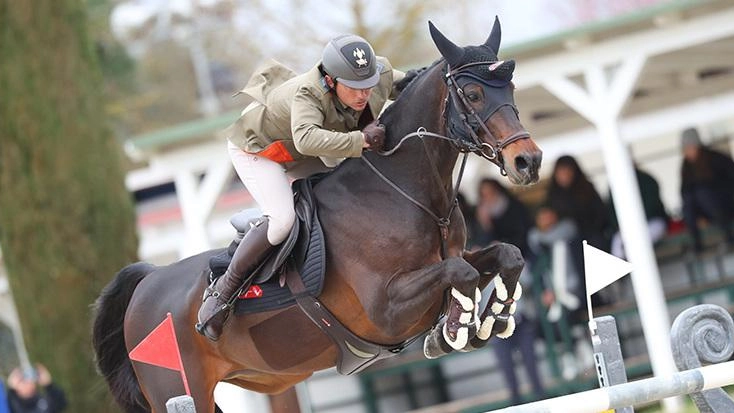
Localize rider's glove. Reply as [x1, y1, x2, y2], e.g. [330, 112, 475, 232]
[362, 120, 386, 152]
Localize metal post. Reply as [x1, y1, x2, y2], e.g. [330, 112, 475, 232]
[166, 395, 196, 413]
[592, 316, 632, 413]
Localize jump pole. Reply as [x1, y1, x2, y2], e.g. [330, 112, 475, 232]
[490, 360, 734, 413]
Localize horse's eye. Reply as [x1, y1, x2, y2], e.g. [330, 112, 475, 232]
[467, 92, 481, 102]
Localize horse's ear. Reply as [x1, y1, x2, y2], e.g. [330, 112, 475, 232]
[484, 16, 502, 54]
[429, 21, 464, 67]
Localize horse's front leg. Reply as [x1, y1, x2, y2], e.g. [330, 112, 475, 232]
[424, 243, 524, 358]
[467, 242, 525, 348]
[374, 257, 480, 351]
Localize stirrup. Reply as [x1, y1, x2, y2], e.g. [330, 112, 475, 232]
[196, 279, 249, 325]
[195, 301, 232, 334]
[201, 279, 221, 302]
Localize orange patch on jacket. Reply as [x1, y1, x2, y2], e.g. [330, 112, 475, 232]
[258, 141, 294, 163]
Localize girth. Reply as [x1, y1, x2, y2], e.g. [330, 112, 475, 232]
[285, 268, 422, 375]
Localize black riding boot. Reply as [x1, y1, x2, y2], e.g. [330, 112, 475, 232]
[196, 218, 273, 341]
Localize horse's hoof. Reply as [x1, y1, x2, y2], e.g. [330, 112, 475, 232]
[423, 327, 454, 359]
[496, 315, 516, 339]
[443, 290, 478, 350]
[443, 320, 477, 350]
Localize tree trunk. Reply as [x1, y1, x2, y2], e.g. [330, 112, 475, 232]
[0, 2, 138, 411]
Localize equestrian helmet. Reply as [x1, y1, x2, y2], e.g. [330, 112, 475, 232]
[322, 34, 382, 89]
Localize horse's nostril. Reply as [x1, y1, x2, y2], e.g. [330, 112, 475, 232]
[515, 155, 529, 171]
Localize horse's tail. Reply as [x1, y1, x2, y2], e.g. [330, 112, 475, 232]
[92, 262, 156, 413]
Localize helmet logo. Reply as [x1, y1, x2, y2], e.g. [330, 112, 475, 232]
[353, 48, 368, 67]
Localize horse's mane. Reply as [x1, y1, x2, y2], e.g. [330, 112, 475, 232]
[380, 58, 444, 126]
[327, 58, 445, 174]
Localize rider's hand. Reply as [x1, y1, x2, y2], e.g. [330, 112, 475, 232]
[7, 368, 22, 389]
[37, 364, 52, 386]
[362, 120, 385, 152]
[542, 290, 555, 307]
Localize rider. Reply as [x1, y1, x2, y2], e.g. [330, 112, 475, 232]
[196, 34, 405, 340]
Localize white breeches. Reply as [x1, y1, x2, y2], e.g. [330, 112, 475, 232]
[228, 141, 295, 245]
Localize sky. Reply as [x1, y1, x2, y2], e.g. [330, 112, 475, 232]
[111, 0, 576, 54]
[109, 0, 669, 73]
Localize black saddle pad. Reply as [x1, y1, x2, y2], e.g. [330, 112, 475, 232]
[208, 175, 327, 315]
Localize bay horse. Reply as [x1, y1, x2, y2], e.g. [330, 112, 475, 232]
[93, 19, 542, 413]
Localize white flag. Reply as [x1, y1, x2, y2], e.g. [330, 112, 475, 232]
[583, 241, 633, 295]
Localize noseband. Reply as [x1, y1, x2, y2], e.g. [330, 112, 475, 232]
[443, 61, 530, 173]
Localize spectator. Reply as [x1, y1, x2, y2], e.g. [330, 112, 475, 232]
[545, 155, 609, 250]
[7, 365, 66, 413]
[527, 207, 583, 322]
[472, 179, 545, 403]
[607, 165, 669, 259]
[491, 301, 545, 405]
[473, 178, 534, 258]
[527, 207, 593, 379]
[457, 192, 481, 251]
[0, 379, 9, 413]
[679, 127, 734, 253]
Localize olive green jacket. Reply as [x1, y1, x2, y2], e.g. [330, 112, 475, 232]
[227, 57, 403, 166]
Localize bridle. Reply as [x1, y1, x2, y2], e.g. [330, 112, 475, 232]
[361, 59, 531, 258]
[443, 61, 531, 171]
[372, 60, 531, 172]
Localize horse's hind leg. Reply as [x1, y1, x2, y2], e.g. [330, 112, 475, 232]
[135, 363, 218, 413]
[424, 243, 524, 358]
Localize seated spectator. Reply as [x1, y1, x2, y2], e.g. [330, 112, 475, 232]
[679, 127, 734, 253]
[540, 155, 612, 315]
[7, 364, 66, 413]
[527, 207, 594, 379]
[607, 165, 669, 259]
[527, 207, 583, 322]
[545, 155, 609, 251]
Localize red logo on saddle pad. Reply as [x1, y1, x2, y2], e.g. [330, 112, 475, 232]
[239, 285, 263, 299]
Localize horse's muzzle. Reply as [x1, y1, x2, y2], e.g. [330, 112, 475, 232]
[506, 149, 542, 185]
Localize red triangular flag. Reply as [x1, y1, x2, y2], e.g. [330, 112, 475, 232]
[129, 313, 183, 371]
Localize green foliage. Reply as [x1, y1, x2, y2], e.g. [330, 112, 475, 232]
[0, 323, 18, 379]
[0, 1, 138, 411]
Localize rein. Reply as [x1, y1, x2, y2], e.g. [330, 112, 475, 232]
[362, 60, 530, 259]
[362, 148, 468, 259]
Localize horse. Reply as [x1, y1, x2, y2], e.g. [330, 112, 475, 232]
[92, 18, 542, 413]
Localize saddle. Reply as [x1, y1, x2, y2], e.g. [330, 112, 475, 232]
[208, 175, 326, 315]
[208, 173, 416, 375]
